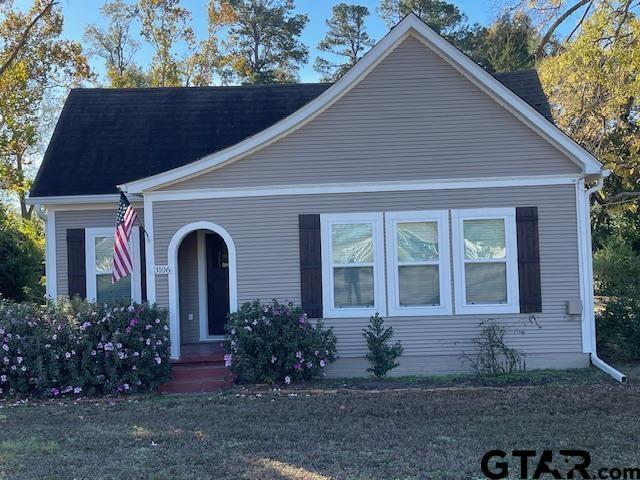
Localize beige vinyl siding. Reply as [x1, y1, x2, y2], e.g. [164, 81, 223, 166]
[151, 184, 583, 360]
[326, 352, 588, 378]
[166, 36, 579, 192]
[54, 206, 143, 297]
[178, 232, 200, 344]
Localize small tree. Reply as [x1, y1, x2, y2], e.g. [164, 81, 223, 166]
[362, 313, 403, 378]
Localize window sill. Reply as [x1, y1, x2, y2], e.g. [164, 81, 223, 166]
[322, 306, 386, 319]
[387, 305, 453, 317]
[454, 304, 520, 315]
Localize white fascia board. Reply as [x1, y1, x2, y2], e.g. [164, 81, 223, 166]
[120, 14, 601, 194]
[145, 174, 580, 203]
[27, 194, 143, 207]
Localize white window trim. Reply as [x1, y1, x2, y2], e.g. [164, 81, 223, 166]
[85, 226, 141, 304]
[321, 212, 386, 318]
[451, 208, 519, 315]
[385, 210, 452, 317]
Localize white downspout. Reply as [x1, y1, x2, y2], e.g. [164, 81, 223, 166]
[581, 172, 627, 383]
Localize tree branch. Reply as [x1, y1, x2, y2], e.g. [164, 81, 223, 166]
[0, 0, 58, 79]
[601, 191, 640, 206]
[534, 0, 591, 59]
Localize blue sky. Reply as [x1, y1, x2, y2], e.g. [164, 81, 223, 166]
[47, 0, 502, 83]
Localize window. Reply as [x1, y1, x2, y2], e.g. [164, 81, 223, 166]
[451, 208, 519, 314]
[85, 227, 141, 304]
[385, 210, 451, 316]
[321, 213, 385, 318]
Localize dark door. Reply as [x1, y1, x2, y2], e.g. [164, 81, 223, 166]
[206, 233, 229, 336]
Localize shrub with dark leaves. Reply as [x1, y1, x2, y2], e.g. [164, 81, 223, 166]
[224, 300, 337, 385]
[0, 298, 171, 398]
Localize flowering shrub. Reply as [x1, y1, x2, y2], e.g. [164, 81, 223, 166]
[0, 298, 171, 398]
[224, 300, 337, 385]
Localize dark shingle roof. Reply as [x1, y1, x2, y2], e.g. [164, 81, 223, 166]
[30, 70, 553, 198]
[495, 69, 554, 122]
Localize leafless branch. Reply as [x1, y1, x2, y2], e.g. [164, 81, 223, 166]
[535, 0, 592, 59]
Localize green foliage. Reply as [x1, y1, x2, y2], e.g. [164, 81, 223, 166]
[362, 313, 403, 378]
[84, 0, 150, 88]
[0, 204, 43, 302]
[216, 0, 309, 84]
[0, 299, 171, 398]
[0, 0, 91, 219]
[471, 13, 538, 73]
[378, 0, 467, 35]
[594, 236, 640, 297]
[314, 3, 375, 82]
[224, 300, 337, 384]
[138, 0, 196, 87]
[539, 4, 640, 199]
[462, 320, 526, 376]
[594, 236, 640, 361]
[377, 0, 539, 73]
[597, 296, 640, 362]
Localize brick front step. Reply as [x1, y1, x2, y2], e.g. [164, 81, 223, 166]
[170, 364, 231, 381]
[159, 344, 234, 394]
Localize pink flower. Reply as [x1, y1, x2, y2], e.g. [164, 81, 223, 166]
[294, 362, 302, 371]
[50, 388, 60, 396]
[320, 360, 326, 368]
[295, 351, 303, 359]
[284, 376, 291, 385]
[224, 353, 232, 367]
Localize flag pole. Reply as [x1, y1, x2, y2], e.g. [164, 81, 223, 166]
[118, 189, 150, 240]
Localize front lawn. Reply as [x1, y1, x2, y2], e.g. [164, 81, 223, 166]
[1, 367, 639, 480]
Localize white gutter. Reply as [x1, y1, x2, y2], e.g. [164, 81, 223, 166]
[34, 204, 47, 221]
[581, 171, 627, 383]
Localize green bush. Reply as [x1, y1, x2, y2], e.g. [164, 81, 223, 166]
[0, 298, 171, 397]
[597, 297, 640, 361]
[362, 313, 403, 378]
[594, 237, 640, 361]
[593, 238, 640, 298]
[224, 300, 337, 385]
[0, 206, 44, 302]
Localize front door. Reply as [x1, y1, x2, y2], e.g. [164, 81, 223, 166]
[206, 233, 230, 336]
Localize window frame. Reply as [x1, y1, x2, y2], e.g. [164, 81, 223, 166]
[320, 212, 386, 318]
[384, 210, 452, 317]
[85, 227, 142, 304]
[451, 207, 519, 315]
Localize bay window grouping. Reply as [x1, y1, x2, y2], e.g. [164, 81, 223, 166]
[320, 208, 522, 318]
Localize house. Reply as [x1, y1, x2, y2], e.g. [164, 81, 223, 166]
[27, 14, 624, 381]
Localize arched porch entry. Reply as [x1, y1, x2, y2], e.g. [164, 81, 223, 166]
[167, 222, 238, 359]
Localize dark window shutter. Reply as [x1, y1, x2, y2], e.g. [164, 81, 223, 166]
[139, 231, 147, 303]
[67, 229, 86, 299]
[516, 207, 542, 313]
[299, 214, 323, 318]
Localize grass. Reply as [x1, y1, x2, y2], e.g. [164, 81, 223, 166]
[1, 365, 639, 480]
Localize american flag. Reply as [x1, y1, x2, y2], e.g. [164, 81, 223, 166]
[112, 192, 139, 283]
